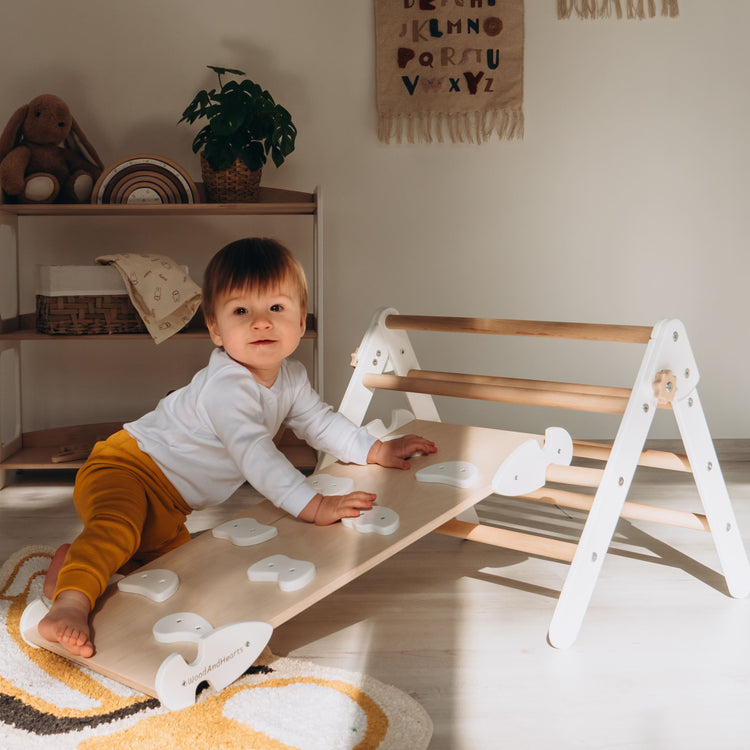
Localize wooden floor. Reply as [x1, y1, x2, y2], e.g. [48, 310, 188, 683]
[2, 440, 749, 749]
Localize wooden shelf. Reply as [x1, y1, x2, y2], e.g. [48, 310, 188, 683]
[1, 422, 123, 470]
[0, 313, 317, 341]
[0, 186, 316, 217]
[0, 423, 317, 472]
[0, 184, 323, 479]
[0, 186, 319, 343]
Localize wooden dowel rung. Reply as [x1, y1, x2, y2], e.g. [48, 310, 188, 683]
[523, 488, 710, 532]
[385, 315, 653, 344]
[362, 373, 630, 415]
[409, 370, 633, 399]
[435, 519, 577, 562]
[572, 440, 691, 472]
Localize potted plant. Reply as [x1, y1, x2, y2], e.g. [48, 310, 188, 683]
[179, 65, 297, 202]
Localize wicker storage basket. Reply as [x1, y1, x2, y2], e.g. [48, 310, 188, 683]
[36, 294, 146, 335]
[200, 152, 262, 203]
[35, 265, 146, 335]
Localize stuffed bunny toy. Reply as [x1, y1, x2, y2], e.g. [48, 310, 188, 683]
[0, 94, 104, 203]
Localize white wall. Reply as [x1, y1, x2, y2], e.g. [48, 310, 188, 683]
[1, 1, 747, 439]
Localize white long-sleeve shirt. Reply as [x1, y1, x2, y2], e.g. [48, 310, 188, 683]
[125, 349, 377, 516]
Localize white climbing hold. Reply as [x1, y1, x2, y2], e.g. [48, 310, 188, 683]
[247, 554, 316, 592]
[415, 460, 479, 488]
[212, 518, 278, 547]
[341, 506, 400, 535]
[153, 612, 214, 644]
[305, 474, 355, 496]
[117, 569, 180, 602]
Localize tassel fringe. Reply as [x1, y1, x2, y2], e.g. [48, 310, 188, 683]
[378, 109, 524, 145]
[558, 0, 678, 18]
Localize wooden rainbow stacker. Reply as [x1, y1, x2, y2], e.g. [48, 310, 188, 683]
[22, 308, 750, 709]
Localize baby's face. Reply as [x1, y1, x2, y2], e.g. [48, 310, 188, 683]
[207, 278, 306, 388]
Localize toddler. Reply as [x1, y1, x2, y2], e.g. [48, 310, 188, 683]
[38, 237, 436, 657]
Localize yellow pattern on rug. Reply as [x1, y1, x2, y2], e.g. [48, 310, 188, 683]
[0, 547, 432, 750]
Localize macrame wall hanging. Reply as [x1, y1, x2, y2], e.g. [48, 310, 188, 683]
[374, 0, 524, 144]
[558, 0, 678, 20]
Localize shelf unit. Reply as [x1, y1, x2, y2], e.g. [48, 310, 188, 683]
[0, 186, 323, 485]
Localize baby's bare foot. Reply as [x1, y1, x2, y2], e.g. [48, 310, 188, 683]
[38, 590, 94, 658]
[43, 543, 71, 599]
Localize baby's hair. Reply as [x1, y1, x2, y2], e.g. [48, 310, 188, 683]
[202, 238, 308, 323]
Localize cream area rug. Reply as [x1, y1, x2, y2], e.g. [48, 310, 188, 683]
[0, 547, 432, 749]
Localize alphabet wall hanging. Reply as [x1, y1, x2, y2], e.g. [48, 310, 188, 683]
[374, 0, 525, 144]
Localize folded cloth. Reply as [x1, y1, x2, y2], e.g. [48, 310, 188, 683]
[96, 253, 201, 344]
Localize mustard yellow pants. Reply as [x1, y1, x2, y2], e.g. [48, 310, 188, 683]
[55, 430, 193, 608]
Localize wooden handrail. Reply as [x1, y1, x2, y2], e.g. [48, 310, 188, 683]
[362, 372, 631, 415]
[410, 370, 633, 399]
[385, 315, 653, 344]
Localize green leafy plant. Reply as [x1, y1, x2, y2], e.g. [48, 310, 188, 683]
[179, 65, 297, 172]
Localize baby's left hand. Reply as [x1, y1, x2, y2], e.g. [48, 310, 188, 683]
[367, 434, 437, 470]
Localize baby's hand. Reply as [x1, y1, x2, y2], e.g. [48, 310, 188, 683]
[367, 434, 437, 470]
[300, 491, 376, 526]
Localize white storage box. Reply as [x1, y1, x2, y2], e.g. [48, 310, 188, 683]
[37, 265, 131, 296]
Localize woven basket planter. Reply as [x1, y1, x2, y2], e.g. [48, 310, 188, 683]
[200, 152, 262, 203]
